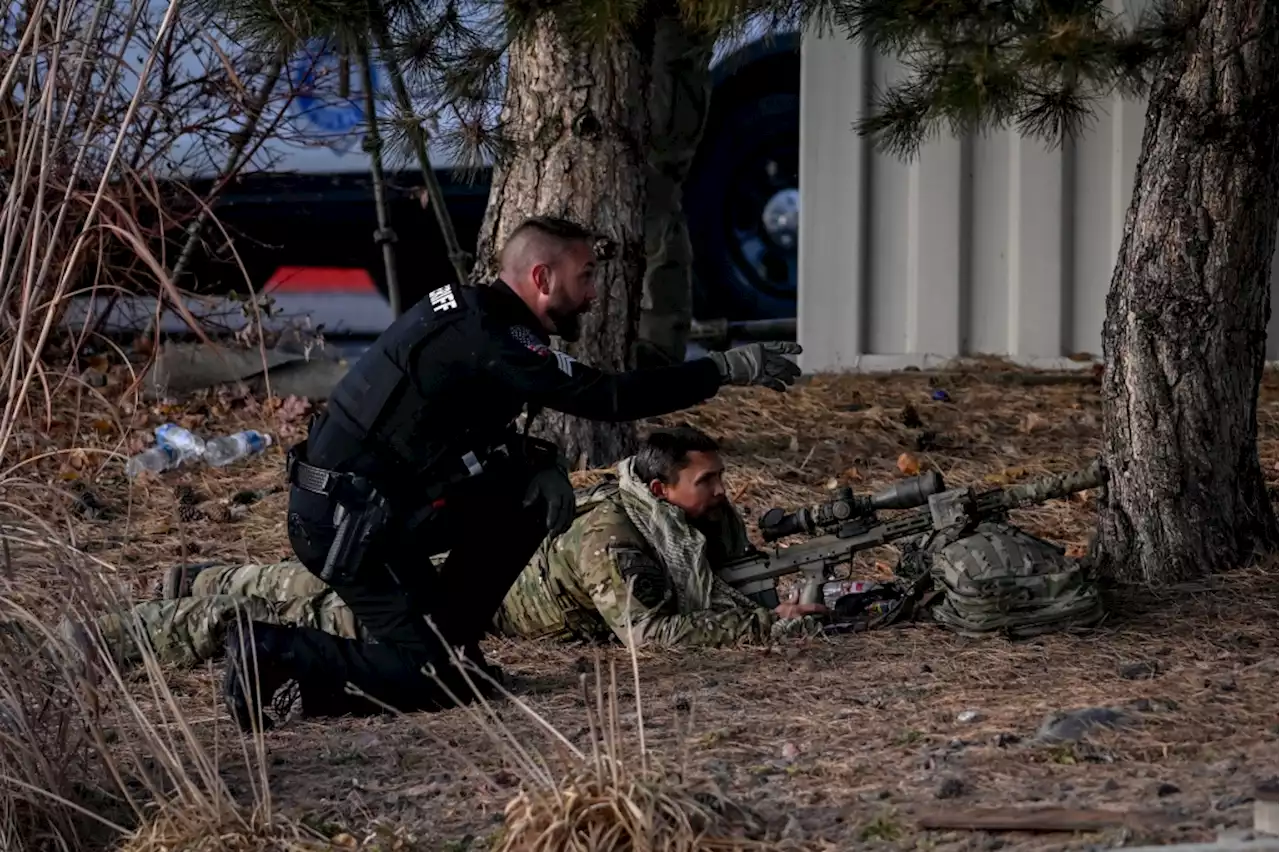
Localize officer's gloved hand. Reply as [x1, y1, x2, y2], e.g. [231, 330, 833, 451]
[708, 342, 803, 391]
[523, 465, 575, 536]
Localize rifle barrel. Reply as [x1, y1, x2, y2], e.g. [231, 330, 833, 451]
[984, 459, 1107, 511]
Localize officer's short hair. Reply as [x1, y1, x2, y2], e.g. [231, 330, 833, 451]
[508, 216, 593, 247]
[505, 216, 616, 261]
[633, 425, 720, 484]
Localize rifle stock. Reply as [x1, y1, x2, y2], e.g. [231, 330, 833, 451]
[718, 460, 1108, 608]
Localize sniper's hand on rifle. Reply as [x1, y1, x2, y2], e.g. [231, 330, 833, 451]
[774, 601, 829, 619]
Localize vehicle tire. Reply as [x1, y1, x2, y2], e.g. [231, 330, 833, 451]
[686, 62, 800, 322]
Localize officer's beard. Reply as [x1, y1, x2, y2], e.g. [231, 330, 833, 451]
[547, 305, 584, 342]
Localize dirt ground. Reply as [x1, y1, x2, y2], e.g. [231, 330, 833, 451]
[16, 358, 1280, 850]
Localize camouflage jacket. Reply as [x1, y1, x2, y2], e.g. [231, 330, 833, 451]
[494, 456, 808, 648]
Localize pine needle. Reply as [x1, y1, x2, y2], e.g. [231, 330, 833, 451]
[830, 0, 1192, 157]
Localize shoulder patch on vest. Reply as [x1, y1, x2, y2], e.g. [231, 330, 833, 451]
[510, 324, 548, 353]
[428, 284, 459, 313]
[613, 547, 669, 610]
[510, 326, 576, 375]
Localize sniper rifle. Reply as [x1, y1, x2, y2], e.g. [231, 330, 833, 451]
[718, 460, 1108, 608]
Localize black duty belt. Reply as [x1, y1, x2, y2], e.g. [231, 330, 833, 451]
[285, 439, 517, 505]
[286, 444, 375, 504]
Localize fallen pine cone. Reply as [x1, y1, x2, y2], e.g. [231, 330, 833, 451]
[177, 503, 205, 523]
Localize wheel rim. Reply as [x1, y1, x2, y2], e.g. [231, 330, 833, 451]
[723, 142, 800, 304]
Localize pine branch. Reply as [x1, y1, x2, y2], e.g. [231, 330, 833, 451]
[188, 0, 368, 52]
[832, 0, 1193, 158]
[373, 0, 507, 178]
[672, 0, 786, 34]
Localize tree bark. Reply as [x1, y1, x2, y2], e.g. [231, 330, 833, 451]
[1090, 0, 1278, 584]
[471, 10, 652, 469]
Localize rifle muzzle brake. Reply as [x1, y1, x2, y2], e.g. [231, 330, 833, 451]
[758, 470, 946, 542]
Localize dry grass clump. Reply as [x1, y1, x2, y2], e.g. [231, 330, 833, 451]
[0, 613, 108, 850]
[497, 764, 769, 852]
[357, 613, 799, 852]
[115, 809, 334, 852]
[492, 661, 780, 852]
[0, 541, 352, 852]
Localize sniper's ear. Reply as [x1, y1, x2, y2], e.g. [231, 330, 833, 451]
[649, 479, 667, 501]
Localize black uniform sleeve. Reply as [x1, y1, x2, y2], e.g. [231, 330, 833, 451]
[485, 331, 724, 422]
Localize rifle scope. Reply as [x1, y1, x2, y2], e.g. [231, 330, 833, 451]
[758, 470, 945, 542]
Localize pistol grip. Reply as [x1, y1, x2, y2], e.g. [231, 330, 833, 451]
[320, 511, 352, 584]
[798, 578, 825, 607]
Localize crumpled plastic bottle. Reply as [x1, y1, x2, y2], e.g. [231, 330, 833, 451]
[124, 423, 205, 478]
[202, 430, 273, 468]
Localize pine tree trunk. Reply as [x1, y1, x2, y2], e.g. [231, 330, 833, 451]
[1090, 0, 1277, 584]
[471, 11, 651, 469]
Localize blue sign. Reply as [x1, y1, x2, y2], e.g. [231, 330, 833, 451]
[288, 39, 382, 154]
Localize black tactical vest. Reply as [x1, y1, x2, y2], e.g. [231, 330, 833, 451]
[311, 282, 523, 493]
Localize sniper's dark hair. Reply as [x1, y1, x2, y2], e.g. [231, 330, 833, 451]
[633, 425, 719, 484]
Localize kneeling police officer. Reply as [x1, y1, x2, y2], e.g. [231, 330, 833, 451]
[223, 215, 803, 729]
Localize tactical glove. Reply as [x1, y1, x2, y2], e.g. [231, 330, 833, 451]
[707, 341, 803, 392]
[523, 465, 576, 536]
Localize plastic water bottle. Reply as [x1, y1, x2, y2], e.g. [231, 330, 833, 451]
[155, 424, 206, 464]
[203, 430, 273, 467]
[124, 423, 203, 478]
[124, 444, 178, 478]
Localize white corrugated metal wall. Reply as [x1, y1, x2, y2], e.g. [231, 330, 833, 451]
[796, 5, 1280, 373]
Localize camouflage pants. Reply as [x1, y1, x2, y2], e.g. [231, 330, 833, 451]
[636, 15, 715, 367]
[81, 562, 358, 669]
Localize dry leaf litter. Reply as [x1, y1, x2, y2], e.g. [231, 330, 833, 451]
[4, 356, 1277, 851]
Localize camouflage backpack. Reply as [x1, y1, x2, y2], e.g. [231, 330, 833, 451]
[900, 520, 1105, 639]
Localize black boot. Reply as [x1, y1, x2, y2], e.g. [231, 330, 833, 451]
[458, 638, 509, 697]
[222, 620, 299, 732]
[435, 605, 509, 699]
[162, 561, 218, 599]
